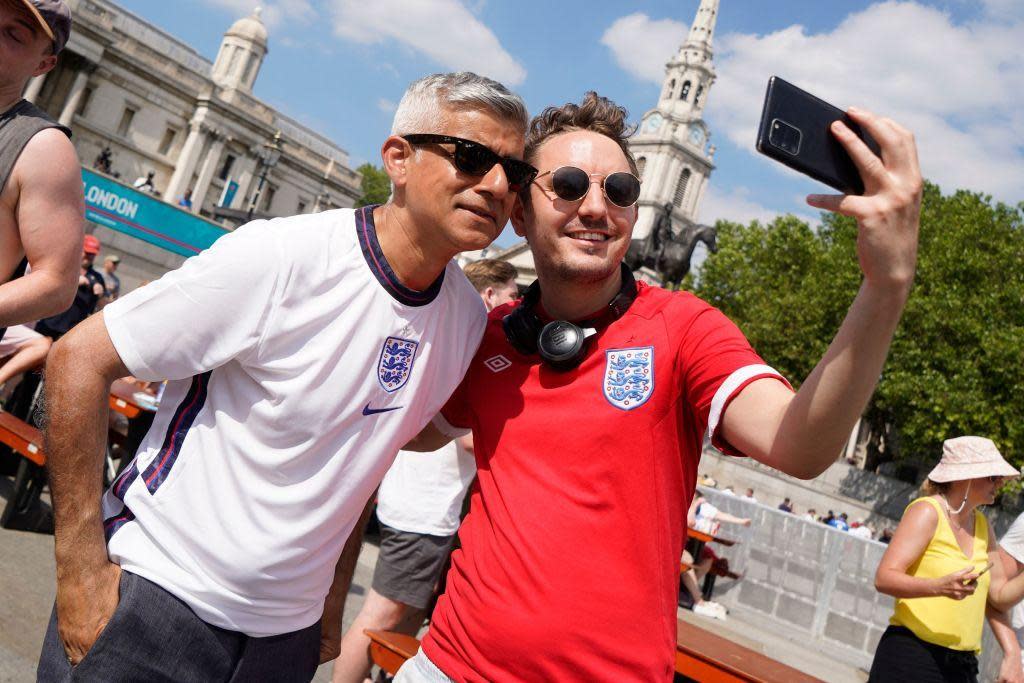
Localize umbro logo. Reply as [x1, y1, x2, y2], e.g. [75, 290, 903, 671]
[362, 403, 403, 416]
[484, 355, 511, 373]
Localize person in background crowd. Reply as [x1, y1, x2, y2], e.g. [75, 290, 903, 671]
[828, 512, 851, 532]
[0, 0, 83, 343]
[132, 170, 156, 193]
[871, 436, 1020, 683]
[332, 260, 519, 683]
[987, 511, 1024, 683]
[39, 71, 533, 681]
[101, 255, 120, 302]
[34, 234, 106, 341]
[722, 486, 736, 496]
[850, 521, 873, 539]
[778, 497, 793, 513]
[879, 527, 894, 544]
[804, 508, 818, 522]
[178, 188, 193, 210]
[740, 487, 757, 503]
[697, 472, 718, 488]
[822, 510, 836, 525]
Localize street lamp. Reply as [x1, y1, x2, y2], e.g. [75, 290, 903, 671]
[246, 131, 283, 222]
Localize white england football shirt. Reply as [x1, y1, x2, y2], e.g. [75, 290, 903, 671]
[101, 206, 485, 636]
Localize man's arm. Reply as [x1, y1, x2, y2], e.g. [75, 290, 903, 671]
[403, 420, 455, 452]
[0, 129, 84, 326]
[721, 108, 922, 479]
[320, 494, 376, 664]
[44, 312, 129, 664]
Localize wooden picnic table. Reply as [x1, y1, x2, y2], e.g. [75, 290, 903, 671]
[1, 381, 159, 529]
[676, 617, 823, 683]
[109, 379, 158, 418]
[0, 409, 48, 529]
[364, 630, 420, 676]
[685, 527, 739, 601]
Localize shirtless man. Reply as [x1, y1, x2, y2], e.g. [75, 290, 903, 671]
[0, 0, 84, 340]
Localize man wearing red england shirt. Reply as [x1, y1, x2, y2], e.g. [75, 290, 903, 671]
[400, 92, 922, 682]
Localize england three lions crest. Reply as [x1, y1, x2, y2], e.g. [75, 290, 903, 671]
[378, 336, 419, 393]
[603, 347, 654, 411]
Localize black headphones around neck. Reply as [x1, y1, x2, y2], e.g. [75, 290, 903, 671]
[502, 263, 638, 372]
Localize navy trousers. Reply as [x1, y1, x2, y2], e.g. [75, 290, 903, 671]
[37, 570, 321, 682]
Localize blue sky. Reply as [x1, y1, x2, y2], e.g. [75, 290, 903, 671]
[120, 0, 1023, 247]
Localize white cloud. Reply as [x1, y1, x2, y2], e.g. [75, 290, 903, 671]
[600, 13, 686, 84]
[700, 185, 788, 225]
[377, 98, 397, 113]
[602, 2, 1024, 203]
[706, 1, 1024, 202]
[201, 0, 316, 29]
[328, 0, 526, 86]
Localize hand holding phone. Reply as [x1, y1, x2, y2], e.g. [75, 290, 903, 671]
[755, 77, 880, 195]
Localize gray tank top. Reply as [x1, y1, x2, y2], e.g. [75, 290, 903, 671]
[0, 99, 72, 342]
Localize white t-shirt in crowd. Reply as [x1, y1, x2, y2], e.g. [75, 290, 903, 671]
[999, 513, 1024, 645]
[101, 206, 485, 637]
[376, 441, 476, 537]
[693, 500, 721, 535]
[849, 525, 873, 540]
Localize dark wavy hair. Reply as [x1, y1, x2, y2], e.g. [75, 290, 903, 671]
[524, 91, 639, 178]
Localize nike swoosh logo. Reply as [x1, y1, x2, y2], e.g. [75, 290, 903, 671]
[362, 403, 403, 416]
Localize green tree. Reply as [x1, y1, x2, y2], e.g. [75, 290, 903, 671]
[355, 163, 391, 208]
[693, 182, 1024, 471]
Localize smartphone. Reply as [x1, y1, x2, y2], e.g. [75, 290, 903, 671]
[964, 561, 995, 585]
[755, 76, 881, 195]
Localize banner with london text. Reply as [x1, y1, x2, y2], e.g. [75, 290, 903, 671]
[81, 168, 229, 257]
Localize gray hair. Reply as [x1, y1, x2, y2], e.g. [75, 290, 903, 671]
[390, 72, 528, 137]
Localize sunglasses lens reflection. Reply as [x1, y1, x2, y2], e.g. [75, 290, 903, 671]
[605, 172, 641, 207]
[551, 167, 590, 202]
[454, 143, 496, 176]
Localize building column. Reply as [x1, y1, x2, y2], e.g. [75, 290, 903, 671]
[22, 74, 47, 103]
[165, 122, 207, 206]
[58, 69, 90, 127]
[228, 155, 258, 209]
[191, 136, 226, 212]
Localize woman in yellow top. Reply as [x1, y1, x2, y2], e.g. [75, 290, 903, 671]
[871, 436, 1020, 683]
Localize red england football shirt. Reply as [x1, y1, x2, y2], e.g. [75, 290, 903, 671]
[421, 283, 788, 681]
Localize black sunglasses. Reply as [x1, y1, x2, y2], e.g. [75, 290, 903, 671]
[534, 166, 642, 208]
[401, 134, 538, 193]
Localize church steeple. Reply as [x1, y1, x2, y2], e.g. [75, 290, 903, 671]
[628, 0, 720, 245]
[658, 0, 718, 119]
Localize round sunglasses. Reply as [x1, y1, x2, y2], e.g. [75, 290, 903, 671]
[534, 166, 642, 208]
[401, 134, 538, 193]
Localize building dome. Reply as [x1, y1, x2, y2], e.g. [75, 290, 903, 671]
[225, 8, 268, 47]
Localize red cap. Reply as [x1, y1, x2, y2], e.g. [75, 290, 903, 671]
[83, 234, 101, 254]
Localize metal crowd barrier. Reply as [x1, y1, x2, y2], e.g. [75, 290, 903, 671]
[696, 487, 1001, 678]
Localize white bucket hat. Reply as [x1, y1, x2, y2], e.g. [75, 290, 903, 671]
[926, 436, 1019, 483]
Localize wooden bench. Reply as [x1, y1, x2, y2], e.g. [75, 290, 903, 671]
[675, 618, 823, 683]
[0, 410, 48, 529]
[365, 629, 420, 676]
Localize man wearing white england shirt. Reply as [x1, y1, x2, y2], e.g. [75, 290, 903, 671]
[39, 72, 537, 682]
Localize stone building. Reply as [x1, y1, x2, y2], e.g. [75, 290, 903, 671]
[489, 0, 720, 285]
[23, 0, 361, 287]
